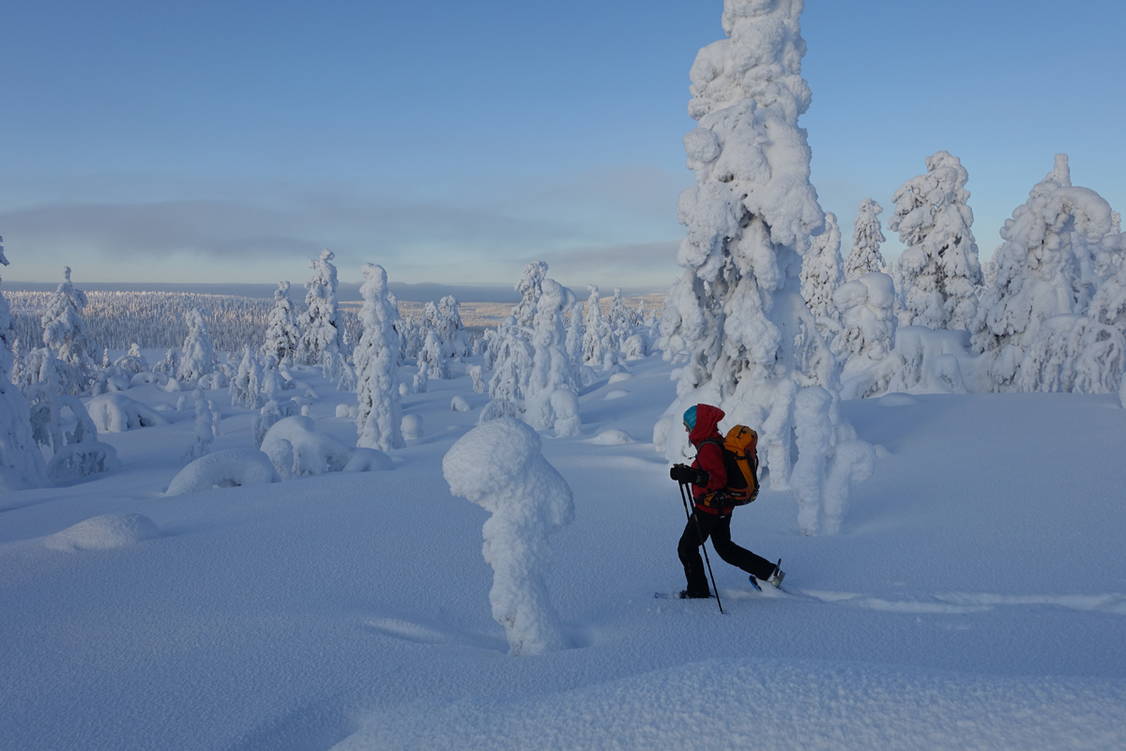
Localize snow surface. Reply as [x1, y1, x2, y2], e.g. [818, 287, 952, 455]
[2, 354, 1126, 750]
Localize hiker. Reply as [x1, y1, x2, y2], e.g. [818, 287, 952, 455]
[669, 403, 784, 599]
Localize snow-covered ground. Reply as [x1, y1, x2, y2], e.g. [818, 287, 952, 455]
[3, 354, 1125, 750]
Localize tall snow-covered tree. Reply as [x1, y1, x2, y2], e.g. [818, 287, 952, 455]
[354, 263, 403, 451]
[513, 262, 548, 329]
[890, 151, 983, 331]
[524, 278, 580, 437]
[177, 308, 216, 385]
[845, 199, 887, 280]
[581, 286, 615, 369]
[262, 281, 301, 366]
[0, 238, 48, 490]
[40, 266, 96, 395]
[800, 211, 844, 325]
[487, 315, 533, 409]
[656, 0, 871, 535]
[973, 155, 1125, 393]
[296, 249, 343, 367]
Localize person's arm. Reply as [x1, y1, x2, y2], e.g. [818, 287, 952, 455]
[695, 442, 727, 491]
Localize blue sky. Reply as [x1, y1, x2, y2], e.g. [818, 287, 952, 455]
[2, 0, 1123, 292]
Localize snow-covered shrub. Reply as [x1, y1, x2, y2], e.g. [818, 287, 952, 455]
[113, 343, 149, 376]
[185, 389, 216, 460]
[165, 448, 279, 496]
[478, 398, 520, 424]
[467, 364, 485, 394]
[832, 272, 900, 399]
[845, 199, 887, 280]
[890, 151, 983, 331]
[442, 417, 574, 656]
[608, 371, 632, 384]
[0, 243, 48, 490]
[296, 249, 343, 368]
[262, 280, 301, 366]
[354, 264, 403, 452]
[401, 414, 423, 441]
[451, 395, 471, 412]
[44, 513, 159, 552]
[260, 415, 351, 478]
[973, 155, 1125, 393]
[335, 403, 353, 419]
[655, 0, 868, 531]
[622, 333, 648, 361]
[47, 440, 120, 485]
[342, 447, 394, 473]
[524, 278, 581, 437]
[177, 308, 216, 386]
[86, 393, 169, 432]
[252, 397, 299, 448]
[40, 266, 96, 395]
[886, 327, 972, 394]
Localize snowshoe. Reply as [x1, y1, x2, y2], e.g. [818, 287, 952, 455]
[766, 559, 785, 589]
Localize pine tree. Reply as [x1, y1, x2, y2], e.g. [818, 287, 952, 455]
[845, 199, 887, 280]
[296, 249, 343, 367]
[354, 263, 403, 451]
[40, 267, 96, 395]
[890, 151, 983, 331]
[656, 0, 871, 535]
[262, 280, 301, 366]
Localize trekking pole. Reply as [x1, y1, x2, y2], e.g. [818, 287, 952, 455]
[678, 481, 724, 615]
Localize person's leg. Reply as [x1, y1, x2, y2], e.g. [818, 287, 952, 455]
[677, 511, 716, 596]
[709, 515, 777, 581]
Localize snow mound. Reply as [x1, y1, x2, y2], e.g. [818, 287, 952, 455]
[129, 372, 156, 386]
[450, 395, 471, 412]
[401, 414, 424, 440]
[588, 429, 634, 445]
[343, 448, 394, 472]
[604, 389, 629, 400]
[44, 513, 159, 552]
[335, 404, 354, 419]
[608, 372, 632, 384]
[86, 393, 169, 432]
[261, 416, 351, 478]
[165, 448, 279, 496]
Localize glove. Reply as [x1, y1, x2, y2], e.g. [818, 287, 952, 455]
[670, 464, 707, 485]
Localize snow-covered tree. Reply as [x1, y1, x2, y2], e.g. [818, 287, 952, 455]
[655, 0, 872, 535]
[487, 316, 533, 410]
[296, 249, 343, 368]
[524, 279, 580, 437]
[40, 267, 96, 395]
[581, 286, 615, 369]
[973, 155, 1124, 393]
[832, 272, 901, 399]
[800, 211, 844, 326]
[177, 308, 216, 385]
[186, 389, 217, 460]
[845, 199, 887, 280]
[230, 347, 263, 409]
[263, 281, 301, 366]
[113, 343, 149, 376]
[564, 300, 585, 372]
[354, 263, 403, 452]
[432, 295, 469, 360]
[890, 151, 983, 331]
[0, 239, 48, 490]
[513, 261, 548, 329]
[418, 303, 450, 380]
[607, 288, 636, 354]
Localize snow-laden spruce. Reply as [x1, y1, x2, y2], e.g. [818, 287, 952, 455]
[442, 418, 574, 656]
[354, 264, 403, 452]
[656, 0, 871, 534]
[296, 249, 343, 371]
[845, 198, 887, 280]
[890, 151, 983, 331]
[262, 280, 301, 366]
[973, 155, 1126, 393]
[800, 211, 843, 328]
[524, 278, 581, 437]
[0, 238, 48, 490]
[832, 271, 901, 399]
[582, 286, 616, 370]
[177, 308, 216, 386]
[40, 267, 96, 395]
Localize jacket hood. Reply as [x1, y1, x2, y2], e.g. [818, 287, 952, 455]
[688, 403, 725, 444]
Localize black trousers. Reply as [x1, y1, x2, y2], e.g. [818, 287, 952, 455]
[678, 511, 775, 596]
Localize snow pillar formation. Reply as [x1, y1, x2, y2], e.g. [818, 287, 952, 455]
[442, 418, 574, 656]
[355, 264, 403, 451]
[972, 155, 1126, 393]
[656, 0, 872, 535]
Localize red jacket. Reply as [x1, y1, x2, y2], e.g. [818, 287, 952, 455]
[687, 404, 733, 515]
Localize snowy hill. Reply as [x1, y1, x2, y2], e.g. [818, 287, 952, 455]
[2, 354, 1125, 750]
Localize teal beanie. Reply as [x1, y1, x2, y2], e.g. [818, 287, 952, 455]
[682, 405, 697, 430]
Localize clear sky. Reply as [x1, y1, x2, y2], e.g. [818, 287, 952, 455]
[2, 0, 1124, 293]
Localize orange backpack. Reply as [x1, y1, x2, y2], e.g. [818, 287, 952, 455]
[701, 425, 760, 506]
